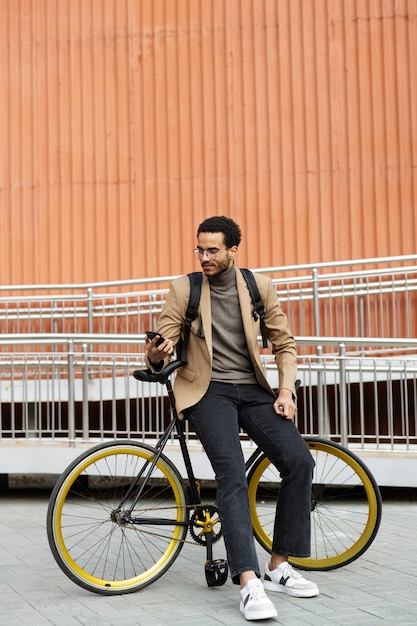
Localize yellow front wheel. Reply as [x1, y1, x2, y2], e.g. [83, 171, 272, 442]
[47, 440, 188, 594]
[248, 437, 382, 570]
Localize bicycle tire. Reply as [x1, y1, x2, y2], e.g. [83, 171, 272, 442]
[47, 440, 188, 594]
[247, 437, 382, 571]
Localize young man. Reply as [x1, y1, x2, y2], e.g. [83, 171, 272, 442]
[146, 216, 318, 621]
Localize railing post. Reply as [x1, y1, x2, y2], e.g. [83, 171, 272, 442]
[312, 268, 320, 336]
[338, 343, 348, 447]
[82, 343, 89, 440]
[316, 345, 325, 438]
[67, 340, 76, 447]
[87, 287, 95, 359]
[52, 300, 58, 334]
[359, 277, 365, 357]
[150, 292, 158, 330]
[87, 287, 93, 334]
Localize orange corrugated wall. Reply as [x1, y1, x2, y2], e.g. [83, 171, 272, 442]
[0, 0, 416, 285]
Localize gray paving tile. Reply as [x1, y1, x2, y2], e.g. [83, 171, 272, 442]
[0, 490, 416, 624]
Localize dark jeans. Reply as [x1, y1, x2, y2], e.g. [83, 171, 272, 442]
[185, 381, 314, 584]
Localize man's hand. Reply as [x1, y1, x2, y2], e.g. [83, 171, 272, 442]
[273, 389, 297, 420]
[146, 334, 174, 365]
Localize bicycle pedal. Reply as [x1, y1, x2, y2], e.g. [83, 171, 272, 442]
[205, 559, 228, 587]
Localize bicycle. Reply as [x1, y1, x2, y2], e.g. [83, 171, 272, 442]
[47, 359, 382, 595]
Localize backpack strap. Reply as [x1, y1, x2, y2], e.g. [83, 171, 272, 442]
[240, 268, 268, 348]
[178, 268, 267, 361]
[179, 271, 203, 362]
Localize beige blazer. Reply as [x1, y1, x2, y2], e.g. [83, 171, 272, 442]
[146, 267, 298, 418]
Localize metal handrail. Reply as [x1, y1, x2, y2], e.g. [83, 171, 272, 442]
[0, 334, 416, 455]
[0, 333, 416, 349]
[0, 254, 415, 293]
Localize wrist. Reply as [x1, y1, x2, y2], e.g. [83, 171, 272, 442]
[278, 388, 297, 403]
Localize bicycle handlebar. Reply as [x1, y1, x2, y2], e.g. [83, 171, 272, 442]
[133, 359, 186, 384]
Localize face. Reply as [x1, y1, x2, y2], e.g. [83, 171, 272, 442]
[196, 232, 237, 276]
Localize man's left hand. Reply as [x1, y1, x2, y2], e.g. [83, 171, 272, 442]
[274, 390, 297, 420]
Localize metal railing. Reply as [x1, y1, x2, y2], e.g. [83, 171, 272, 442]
[1, 255, 416, 343]
[1, 255, 416, 467]
[0, 334, 416, 451]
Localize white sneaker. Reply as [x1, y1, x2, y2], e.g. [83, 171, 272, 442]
[264, 561, 319, 598]
[239, 578, 278, 621]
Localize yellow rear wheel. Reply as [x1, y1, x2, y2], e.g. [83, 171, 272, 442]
[248, 438, 382, 570]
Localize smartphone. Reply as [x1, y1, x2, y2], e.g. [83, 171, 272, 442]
[146, 331, 165, 347]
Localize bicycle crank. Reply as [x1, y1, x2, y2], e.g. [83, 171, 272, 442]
[190, 505, 228, 586]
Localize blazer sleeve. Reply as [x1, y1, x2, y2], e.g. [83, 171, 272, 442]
[257, 275, 298, 395]
[145, 276, 189, 372]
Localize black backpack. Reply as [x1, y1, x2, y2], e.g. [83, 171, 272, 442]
[178, 268, 268, 362]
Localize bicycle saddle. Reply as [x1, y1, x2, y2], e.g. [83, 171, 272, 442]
[133, 359, 186, 384]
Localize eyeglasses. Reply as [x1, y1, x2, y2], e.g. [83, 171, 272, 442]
[193, 247, 229, 260]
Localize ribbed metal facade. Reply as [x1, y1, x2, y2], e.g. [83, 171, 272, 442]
[1, 0, 416, 285]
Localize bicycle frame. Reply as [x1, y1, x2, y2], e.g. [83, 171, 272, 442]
[47, 363, 382, 595]
[163, 378, 202, 507]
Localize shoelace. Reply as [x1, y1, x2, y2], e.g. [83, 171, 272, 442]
[247, 582, 267, 600]
[278, 562, 301, 580]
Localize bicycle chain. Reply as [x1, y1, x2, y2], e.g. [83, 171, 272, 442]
[121, 502, 221, 547]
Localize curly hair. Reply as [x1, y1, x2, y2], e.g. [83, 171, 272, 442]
[197, 216, 242, 248]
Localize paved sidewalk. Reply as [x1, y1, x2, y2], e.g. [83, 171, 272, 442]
[0, 488, 416, 625]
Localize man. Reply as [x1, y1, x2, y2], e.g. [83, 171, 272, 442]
[146, 216, 318, 621]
